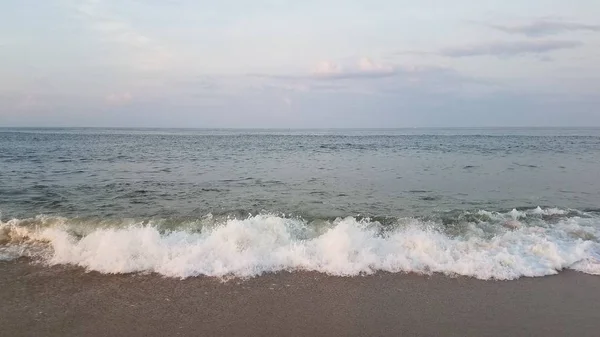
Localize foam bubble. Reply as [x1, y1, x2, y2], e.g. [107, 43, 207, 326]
[1, 209, 599, 280]
[531, 206, 568, 216]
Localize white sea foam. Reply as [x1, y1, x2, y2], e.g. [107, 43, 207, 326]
[1, 209, 599, 280]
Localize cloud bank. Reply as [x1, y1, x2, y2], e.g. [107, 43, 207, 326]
[441, 40, 582, 58]
[487, 20, 600, 37]
[311, 58, 396, 80]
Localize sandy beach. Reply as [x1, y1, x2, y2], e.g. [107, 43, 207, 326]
[1, 260, 599, 337]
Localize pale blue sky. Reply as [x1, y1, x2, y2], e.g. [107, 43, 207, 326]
[1, 0, 599, 127]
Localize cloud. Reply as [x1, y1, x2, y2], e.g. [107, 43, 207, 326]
[312, 61, 342, 76]
[440, 40, 582, 58]
[106, 92, 133, 105]
[0, 92, 65, 113]
[486, 20, 600, 37]
[311, 58, 396, 80]
[76, 0, 173, 71]
[248, 59, 496, 100]
[11, 94, 47, 111]
[282, 96, 292, 108]
[358, 58, 396, 73]
[247, 58, 397, 82]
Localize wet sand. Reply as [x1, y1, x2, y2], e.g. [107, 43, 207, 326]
[1, 260, 599, 337]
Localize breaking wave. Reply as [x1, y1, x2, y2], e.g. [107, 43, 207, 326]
[1, 207, 599, 280]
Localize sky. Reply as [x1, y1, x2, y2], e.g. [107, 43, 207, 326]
[1, 0, 599, 128]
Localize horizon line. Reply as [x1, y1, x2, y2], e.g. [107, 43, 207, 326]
[2, 125, 600, 129]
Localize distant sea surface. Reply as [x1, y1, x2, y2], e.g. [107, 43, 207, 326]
[1, 128, 600, 280]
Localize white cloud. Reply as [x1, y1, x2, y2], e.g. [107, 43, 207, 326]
[76, 0, 173, 71]
[357, 58, 395, 73]
[106, 92, 133, 105]
[312, 61, 343, 76]
[311, 58, 396, 79]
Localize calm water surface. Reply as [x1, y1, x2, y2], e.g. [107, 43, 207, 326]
[1, 127, 599, 221]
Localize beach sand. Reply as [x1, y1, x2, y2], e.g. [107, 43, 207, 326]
[1, 259, 599, 337]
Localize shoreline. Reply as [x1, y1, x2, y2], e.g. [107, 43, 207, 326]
[1, 260, 599, 336]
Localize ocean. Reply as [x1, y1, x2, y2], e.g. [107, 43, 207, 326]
[1, 127, 600, 280]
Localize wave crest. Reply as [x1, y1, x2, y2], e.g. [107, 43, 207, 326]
[1, 209, 599, 280]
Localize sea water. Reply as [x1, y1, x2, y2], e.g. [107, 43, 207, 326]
[1, 128, 599, 279]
